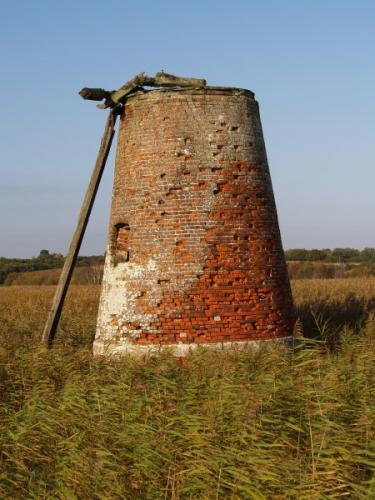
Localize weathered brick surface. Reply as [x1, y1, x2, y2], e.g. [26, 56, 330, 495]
[94, 88, 295, 354]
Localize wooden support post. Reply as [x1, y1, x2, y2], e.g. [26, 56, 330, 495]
[41, 109, 119, 346]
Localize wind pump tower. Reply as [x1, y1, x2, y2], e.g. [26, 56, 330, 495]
[42, 72, 295, 355]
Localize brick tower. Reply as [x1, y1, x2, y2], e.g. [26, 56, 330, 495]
[94, 86, 294, 356]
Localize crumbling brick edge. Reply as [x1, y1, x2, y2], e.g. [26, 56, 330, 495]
[93, 336, 294, 357]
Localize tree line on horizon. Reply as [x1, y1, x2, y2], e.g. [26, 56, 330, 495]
[1, 248, 375, 285]
[284, 247, 375, 263]
[0, 250, 104, 285]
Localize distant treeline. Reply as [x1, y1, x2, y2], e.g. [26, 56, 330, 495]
[0, 250, 104, 285]
[285, 248, 375, 263]
[3, 248, 375, 285]
[285, 248, 375, 279]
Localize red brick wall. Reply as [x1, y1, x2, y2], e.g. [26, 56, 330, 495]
[95, 88, 295, 353]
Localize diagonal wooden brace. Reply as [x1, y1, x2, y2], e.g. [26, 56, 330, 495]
[41, 108, 119, 346]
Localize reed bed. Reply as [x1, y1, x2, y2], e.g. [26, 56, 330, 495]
[0, 282, 374, 498]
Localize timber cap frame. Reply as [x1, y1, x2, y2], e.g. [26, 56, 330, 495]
[79, 71, 206, 109]
[79, 71, 255, 109]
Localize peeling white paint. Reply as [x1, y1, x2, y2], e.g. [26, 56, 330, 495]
[95, 243, 207, 343]
[96, 248, 161, 342]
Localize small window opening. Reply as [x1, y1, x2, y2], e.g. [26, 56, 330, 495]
[113, 222, 130, 263]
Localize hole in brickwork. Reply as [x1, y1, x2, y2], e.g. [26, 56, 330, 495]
[113, 222, 130, 263]
[157, 278, 170, 285]
[213, 185, 221, 194]
[233, 145, 239, 150]
[212, 152, 219, 157]
[249, 142, 253, 147]
[160, 173, 166, 178]
[183, 170, 191, 175]
[231, 126, 239, 131]
[217, 145, 223, 150]
[158, 199, 165, 205]
[211, 166, 223, 172]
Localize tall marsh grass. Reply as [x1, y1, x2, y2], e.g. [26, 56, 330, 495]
[0, 281, 374, 498]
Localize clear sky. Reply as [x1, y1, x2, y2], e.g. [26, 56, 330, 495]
[0, 0, 374, 258]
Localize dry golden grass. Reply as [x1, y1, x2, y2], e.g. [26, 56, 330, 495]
[291, 278, 375, 348]
[4, 265, 103, 286]
[0, 279, 374, 498]
[292, 277, 375, 303]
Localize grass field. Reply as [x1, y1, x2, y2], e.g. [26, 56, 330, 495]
[0, 280, 374, 498]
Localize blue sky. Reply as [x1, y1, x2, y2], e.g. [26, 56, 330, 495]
[0, 0, 374, 257]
